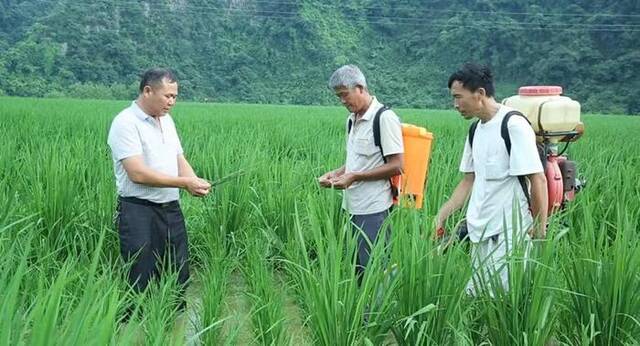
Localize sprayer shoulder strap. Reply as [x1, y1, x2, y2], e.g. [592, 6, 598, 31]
[468, 110, 532, 207]
[372, 105, 391, 162]
[347, 105, 391, 162]
[348, 105, 398, 200]
[468, 110, 529, 153]
[501, 111, 531, 155]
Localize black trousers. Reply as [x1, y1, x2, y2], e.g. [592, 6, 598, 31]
[116, 196, 190, 294]
[350, 208, 392, 278]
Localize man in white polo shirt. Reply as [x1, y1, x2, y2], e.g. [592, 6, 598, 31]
[435, 63, 548, 295]
[319, 65, 404, 280]
[107, 68, 210, 307]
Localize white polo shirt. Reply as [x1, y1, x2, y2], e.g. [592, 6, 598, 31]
[460, 105, 543, 242]
[107, 101, 184, 203]
[343, 97, 404, 215]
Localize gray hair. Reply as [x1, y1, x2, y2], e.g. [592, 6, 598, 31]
[328, 65, 367, 90]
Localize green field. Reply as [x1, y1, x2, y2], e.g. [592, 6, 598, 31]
[1, 97, 639, 345]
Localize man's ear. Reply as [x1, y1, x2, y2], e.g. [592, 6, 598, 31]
[476, 87, 487, 98]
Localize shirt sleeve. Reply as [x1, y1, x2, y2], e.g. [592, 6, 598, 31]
[107, 117, 143, 161]
[459, 135, 474, 173]
[379, 110, 403, 156]
[508, 116, 544, 176]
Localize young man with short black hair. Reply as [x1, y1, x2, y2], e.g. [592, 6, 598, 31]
[436, 63, 548, 295]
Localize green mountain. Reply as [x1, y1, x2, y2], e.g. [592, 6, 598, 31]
[1, 0, 638, 113]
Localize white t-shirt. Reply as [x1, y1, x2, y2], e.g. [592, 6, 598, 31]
[107, 101, 184, 203]
[343, 97, 404, 215]
[459, 105, 543, 242]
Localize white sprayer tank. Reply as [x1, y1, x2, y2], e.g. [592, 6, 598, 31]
[502, 86, 581, 143]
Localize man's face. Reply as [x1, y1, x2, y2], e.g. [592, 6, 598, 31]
[334, 86, 365, 114]
[142, 78, 178, 117]
[450, 80, 482, 120]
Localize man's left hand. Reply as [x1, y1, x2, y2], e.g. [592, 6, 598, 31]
[528, 227, 546, 239]
[329, 173, 356, 189]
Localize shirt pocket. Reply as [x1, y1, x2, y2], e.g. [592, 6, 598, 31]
[353, 137, 379, 157]
[485, 158, 508, 181]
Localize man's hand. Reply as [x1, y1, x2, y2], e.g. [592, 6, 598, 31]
[318, 168, 346, 188]
[434, 220, 446, 239]
[184, 177, 211, 197]
[329, 172, 357, 189]
[528, 225, 547, 239]
[433, 173, 474, 240]
[318, 170, 336, 188]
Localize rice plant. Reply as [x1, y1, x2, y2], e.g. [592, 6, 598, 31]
[1, 96, 639, 344]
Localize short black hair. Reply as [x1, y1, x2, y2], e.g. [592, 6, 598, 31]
[139, 68, 177, 93]
[447, 63, 495, 97]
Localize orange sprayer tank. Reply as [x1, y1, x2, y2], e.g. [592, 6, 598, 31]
[502, 86, 581, 143]
[400, 124, 434, 209]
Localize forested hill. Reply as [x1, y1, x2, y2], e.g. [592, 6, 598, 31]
[1, 1, 639, 114]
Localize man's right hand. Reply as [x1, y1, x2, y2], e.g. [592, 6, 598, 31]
[528, 225, 547, 239]
[184, 177, 211, 197]
[434, 219, 446, 239]
[318, 171, 336, 188]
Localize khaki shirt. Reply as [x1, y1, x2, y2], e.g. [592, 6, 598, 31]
[343, 97, 403, 215]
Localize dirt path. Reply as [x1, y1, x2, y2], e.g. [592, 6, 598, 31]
[182, 270, 312, 345]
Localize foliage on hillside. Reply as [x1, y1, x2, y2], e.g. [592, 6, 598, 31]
[1, 1, 638, 113]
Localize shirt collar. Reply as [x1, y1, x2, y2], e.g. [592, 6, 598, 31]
[480, 105, 506, 127]
[130, 101, 153, 122]
[349, 96, 380, 122]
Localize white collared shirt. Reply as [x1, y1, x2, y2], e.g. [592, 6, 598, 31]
[107, 101, 184, 203]
[343, 97, 404, 215]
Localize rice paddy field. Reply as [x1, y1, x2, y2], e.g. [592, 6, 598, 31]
[1, 96, 640, 345]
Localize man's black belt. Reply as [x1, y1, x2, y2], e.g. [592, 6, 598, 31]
[118, 196, 179, 208]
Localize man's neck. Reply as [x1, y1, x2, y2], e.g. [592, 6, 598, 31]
[355, 96, 374, 119]
[476, 98, 500, 123]
[135, 98, 159, 119]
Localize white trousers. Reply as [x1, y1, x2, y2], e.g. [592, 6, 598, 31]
[466, 232, 531, 297]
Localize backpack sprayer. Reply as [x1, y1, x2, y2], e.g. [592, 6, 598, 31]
[503, 86, 585, 214]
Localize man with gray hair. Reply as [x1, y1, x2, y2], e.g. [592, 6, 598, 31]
[319, 65, 404, 280]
